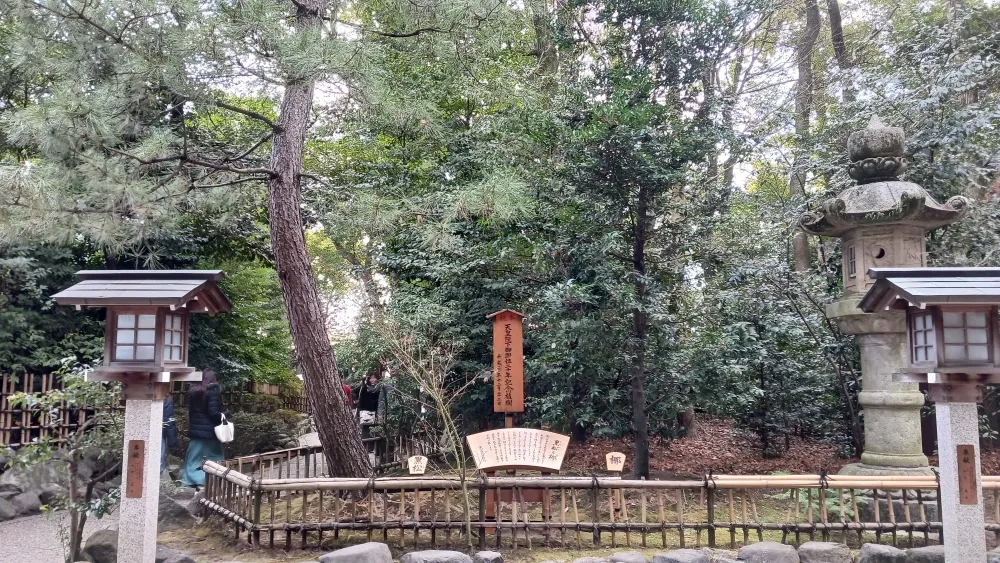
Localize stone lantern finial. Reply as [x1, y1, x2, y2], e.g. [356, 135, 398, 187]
[846, 115, 907, 183]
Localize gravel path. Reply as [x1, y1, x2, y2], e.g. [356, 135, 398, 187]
[0, 510, 119, 563]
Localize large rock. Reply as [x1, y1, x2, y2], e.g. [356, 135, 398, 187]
[156, 545, 196, 563]
[571, 559, 609, 563]
[0, 497, 16, 521]
[611, 552, 648, 563]
[474, 551, 503, 563]
[401, 551, 475, 563]
[83, 529, 118, 563]
[12, 491, 41, 515]
[38, 482, 67, 505]
[652, 549, 709, 563]
[318, 542, 394, 563]
[158, 495, 196, 530]
[737, 541, 799, 563]
[0, 460, 63, 493]
[798, 542, 851, 563]
[903, 545, 943, 563]
[857, 543, 906, 563]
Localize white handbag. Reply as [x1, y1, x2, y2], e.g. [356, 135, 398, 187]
[214, 414, 235, 443]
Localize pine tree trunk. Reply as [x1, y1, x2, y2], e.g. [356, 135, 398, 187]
[631, 183, 651, 480]
[789, 0, 821, 272]
[267, 0, 371, 478]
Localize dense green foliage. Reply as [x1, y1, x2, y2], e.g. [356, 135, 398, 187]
[2, 0, 1000, 469]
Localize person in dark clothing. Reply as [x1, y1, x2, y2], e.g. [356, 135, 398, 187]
[161, 397, 178, 473]
[181, 369, 228, 488]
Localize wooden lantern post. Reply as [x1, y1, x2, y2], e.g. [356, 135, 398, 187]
[860, 267, 1000, 563]
[487, 309, 526, 428]
[53, 270, 232, 563]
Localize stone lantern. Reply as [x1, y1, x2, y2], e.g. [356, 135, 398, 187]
[860, 267, 1000, 562]
[799, 117, 969, 475]
[52, 270, 232, 563]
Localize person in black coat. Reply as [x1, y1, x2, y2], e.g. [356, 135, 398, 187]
[180, 369, 228, 488]
[161, 397, 178, 473]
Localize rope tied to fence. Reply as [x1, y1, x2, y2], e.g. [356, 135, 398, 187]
[704, 468, 717, 489]
[590, 473, 600, 537]
[819, 469, 830, 489]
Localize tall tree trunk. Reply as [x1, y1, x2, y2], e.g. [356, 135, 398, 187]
[631, 184, 652, 480]
[268, 0, 371, 478]
[826, 0, 855, 103]
[789, 0, 820, 272]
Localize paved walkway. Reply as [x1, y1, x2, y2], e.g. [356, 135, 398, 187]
[0, 510, 119, 563]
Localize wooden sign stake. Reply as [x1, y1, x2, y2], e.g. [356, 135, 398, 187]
[487, 309, 526, 417]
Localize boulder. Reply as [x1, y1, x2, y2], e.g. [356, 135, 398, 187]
[903, 545, 943, 563]
[798, 542, 851, 563]
[401, 551, 475, 563]
[83, 529, 118, 563]
[474, 551, 504, 563]
[857, 543, 906, 563]
[988, 548, 1000, 563]
[186, 489, 205, 517]
[318, 542, 394, 563]
[652, 549, 709, 563]
[0, 460, 63, 493]
[0, 482, 20, 497]
[158, 494, 196, 530]
[38, 482, 67, 505]
[12, 491, 41, 515]
[737, 541, 799, 563]
[571, 559, 609, 563]
[611, 552, 648, 563]
[155, 545, 197, 563]
[0, 497, 16, 521]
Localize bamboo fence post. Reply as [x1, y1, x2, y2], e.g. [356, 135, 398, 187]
[820, 487, 828, 542]
[444, 487, 451, 548]
[572, 488, 581, 549]
[917, 488, 928, 543]
[851, 488, 861, 545]
[706, 486, 715, 548]
[430, 488, 437, 547]
[511, 486, 518, 551]
[478, 482, 487, 551]
[887, 488, 897, 547]
[874, 488, 882, 545]
[750, 494, 762, 541]
[269, 491, 276, 547]
[414, 487, 422, 549]
[678, 489, 686, 548]
[519, 486, 531, 550]
[591, 482, 600, 546]
[741, 489, 749, 545]
[561, 488, 567, 547]
[657, 489, 666, 548]
[317, 489, 325, 546]
[398, 490, 406, 548]
[728, 488, 736, 549]
[608, 486, 617, 548]
[367, 485, 375, 544]
[806, 487, 814, 542]
[640, 487, 648, 548]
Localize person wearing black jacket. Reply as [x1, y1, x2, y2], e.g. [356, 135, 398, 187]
[161, 397, 178, 473]
[180, 369, 228, 488]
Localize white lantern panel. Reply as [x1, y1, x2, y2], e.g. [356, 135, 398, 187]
[172, 315, 182, 330]
[968, 328, 989, 344]
[118, 314, 135, 329]
[171, 332, 181, 345]
[944, 329, 965, 344]
[969, 345, 989, 361]
[137, 329, 155, 344]
[116, 345, 134, 360]
[116, 329, 132, 344]
[943, 312, 964, 327]
[135, 346, 154, 360]
[138, 315, 156, 328]
[944, 345, 967, 361]
[914, 332, 925, 346]
[968, 311, 988, 327]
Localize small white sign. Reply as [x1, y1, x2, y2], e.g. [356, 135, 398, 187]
[606, 451, 626, 472]
[408, 455, 428, 475]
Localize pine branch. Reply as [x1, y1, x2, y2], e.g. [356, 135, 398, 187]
[214, 100, 282, 132]
[105, 146, 275, 176]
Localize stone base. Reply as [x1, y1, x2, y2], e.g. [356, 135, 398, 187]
[837, 463, 937, 477]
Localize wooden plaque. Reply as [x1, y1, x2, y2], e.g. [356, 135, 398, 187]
[958, 444, 978, 505]
[489, 310, 525, 413]
[467, 428, 569, 472]
[126, 440, 145, 498]
[606, 451, 626, 472]
[408, 455, 428, 475]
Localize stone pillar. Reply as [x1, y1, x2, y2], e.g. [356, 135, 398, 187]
[936, 401, 987, 562]
[827, 299, 931, 475]
[118, 383, 168, 563]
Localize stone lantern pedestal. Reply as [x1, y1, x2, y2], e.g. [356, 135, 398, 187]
[827, 300, 931, 475]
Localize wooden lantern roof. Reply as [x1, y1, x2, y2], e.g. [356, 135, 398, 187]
[859, 267, 1000, 312]
[52, 270, 233, 315]
[486, 309, 526, 319]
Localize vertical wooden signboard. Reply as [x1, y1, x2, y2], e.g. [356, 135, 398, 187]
[126, 440, 145, 498]
[958, 444, 978, 505]
[488, 309, 525, 413]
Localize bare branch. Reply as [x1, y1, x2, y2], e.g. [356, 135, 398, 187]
[214, 100, 282, 132]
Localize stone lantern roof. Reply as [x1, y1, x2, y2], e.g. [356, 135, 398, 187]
[799, 117, 970, 237]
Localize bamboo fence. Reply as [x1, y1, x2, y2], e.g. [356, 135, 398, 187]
[0, 372, 93, 447]
[200, 459, 1000, 553]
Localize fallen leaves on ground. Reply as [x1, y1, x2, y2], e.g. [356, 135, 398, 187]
[562, 417, 858, 477]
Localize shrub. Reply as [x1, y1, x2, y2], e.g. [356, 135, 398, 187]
[224, 411, 299, 458]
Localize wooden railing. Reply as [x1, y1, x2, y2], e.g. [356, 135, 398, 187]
[199, 465, 1000, 553]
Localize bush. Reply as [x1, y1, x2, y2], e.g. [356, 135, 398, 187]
[224, 411, 300, 458]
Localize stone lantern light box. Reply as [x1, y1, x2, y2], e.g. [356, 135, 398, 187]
[52, 270, 233, 381]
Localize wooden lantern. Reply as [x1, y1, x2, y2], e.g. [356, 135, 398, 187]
[860, 266, 1000, 562]
[52, 270, 232, 381]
